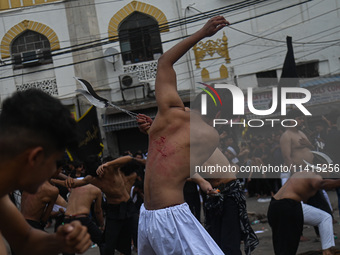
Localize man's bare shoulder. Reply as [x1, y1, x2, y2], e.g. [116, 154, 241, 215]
[0, 195, 11, 207]
[154, 107, 188, 123]
[0, 195, 25, 222]
[281, 130, 291, 138]
[87, 184, 102, 194]
[44, 182, 59, 196]
[290, 171, 321, 188]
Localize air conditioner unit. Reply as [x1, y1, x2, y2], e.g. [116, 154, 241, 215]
[119, 73, 140, 88]
[22, 49, 43, 67]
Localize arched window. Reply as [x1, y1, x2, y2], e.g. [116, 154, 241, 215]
[11, 30, 52, 68]
[119, 12, 163, 65]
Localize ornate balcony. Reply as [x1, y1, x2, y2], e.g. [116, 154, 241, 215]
[122, 60, 158, 82]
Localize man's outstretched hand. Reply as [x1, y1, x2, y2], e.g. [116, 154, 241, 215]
[200, 16, 229, 37]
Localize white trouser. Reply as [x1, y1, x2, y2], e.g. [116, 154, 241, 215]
[302, 203, 334, 250]
[138, 203, 224, 255]
[322, 190, 333, 212]
[280, 172, 291, 186]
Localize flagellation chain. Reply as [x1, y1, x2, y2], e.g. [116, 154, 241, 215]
[74, 77, 138, 119]
[106, 102, 138, 119]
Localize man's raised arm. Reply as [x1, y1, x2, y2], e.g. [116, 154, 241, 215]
[51, 176, 91, 189]
[155, 16, 229, 113]
[96, 156, 135, 176]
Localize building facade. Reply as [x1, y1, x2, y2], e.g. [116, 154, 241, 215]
[1, 0, 340, 156]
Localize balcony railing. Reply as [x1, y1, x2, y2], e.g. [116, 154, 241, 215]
[123, 60, 158, 82]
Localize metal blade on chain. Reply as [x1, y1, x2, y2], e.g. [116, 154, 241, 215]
[75, 89, 107, 108]
[75, 77, 109, 104]
[75, 77, 138, 119]
[303, 151, 333, 172]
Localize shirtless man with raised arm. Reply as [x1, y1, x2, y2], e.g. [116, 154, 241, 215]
[137, 117, 258, 254]
[137, 16, 231, 255]
[0, 89, 91, 255]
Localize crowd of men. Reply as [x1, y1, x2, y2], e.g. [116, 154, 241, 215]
[1, 16, 340, 255]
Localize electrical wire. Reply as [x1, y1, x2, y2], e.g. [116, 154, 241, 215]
[1, 0, 339, 84]
[0, 0, 273, 66]
[1, 0, 334, 68]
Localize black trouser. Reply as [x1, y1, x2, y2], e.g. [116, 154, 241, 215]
[104, 201, 135, 255]
[267, 198, 303, 255]
[184, 181, 201, 221]
[130, 210, 139, 249]
[63, 217, 104, 255]
[206, 196, 242, 255]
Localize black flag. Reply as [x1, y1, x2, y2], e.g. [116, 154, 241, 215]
[67, 106, 103, 162]
[276, 36, 299, 113]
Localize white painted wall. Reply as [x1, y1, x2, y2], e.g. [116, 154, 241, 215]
[0, 1, 77, 103]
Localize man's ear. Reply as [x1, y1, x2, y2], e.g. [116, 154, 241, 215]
[27, 147, 44, 167]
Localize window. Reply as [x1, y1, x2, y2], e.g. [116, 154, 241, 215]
[296, 61, 319, 78]
[256, 70, 278, 87]
[119, 12, 163, 65]
[11, 30, 52, 68]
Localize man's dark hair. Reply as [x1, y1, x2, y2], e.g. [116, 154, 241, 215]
[102, 155, 114, 164]
[327, 110, 339, 124]
[191, 85, 235, 121]
[286, 108, 304, 119]
[84, 155, 101, 177]
[120, 159, 141, 176]
[134, 179, 144, 190]
[0, 89, 78, 156]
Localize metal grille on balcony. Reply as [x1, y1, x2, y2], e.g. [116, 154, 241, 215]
[123, 60, 158, 82]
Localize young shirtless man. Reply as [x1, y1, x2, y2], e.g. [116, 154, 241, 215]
[136, 16, 235, 254]
[20, 180, 59, 231]
[138, 119, 258, 254]
[20, 163, 65, 232]
[0, 89, 91, 255]
[276, 108, 335, 254]
[62, 183, 104, 255]
[280, 108, 314, 181]
[64, 156, 140, 255]
[267, 171, 340, 255]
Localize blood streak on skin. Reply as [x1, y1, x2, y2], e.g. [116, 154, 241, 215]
[155, 136, 167, 157]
